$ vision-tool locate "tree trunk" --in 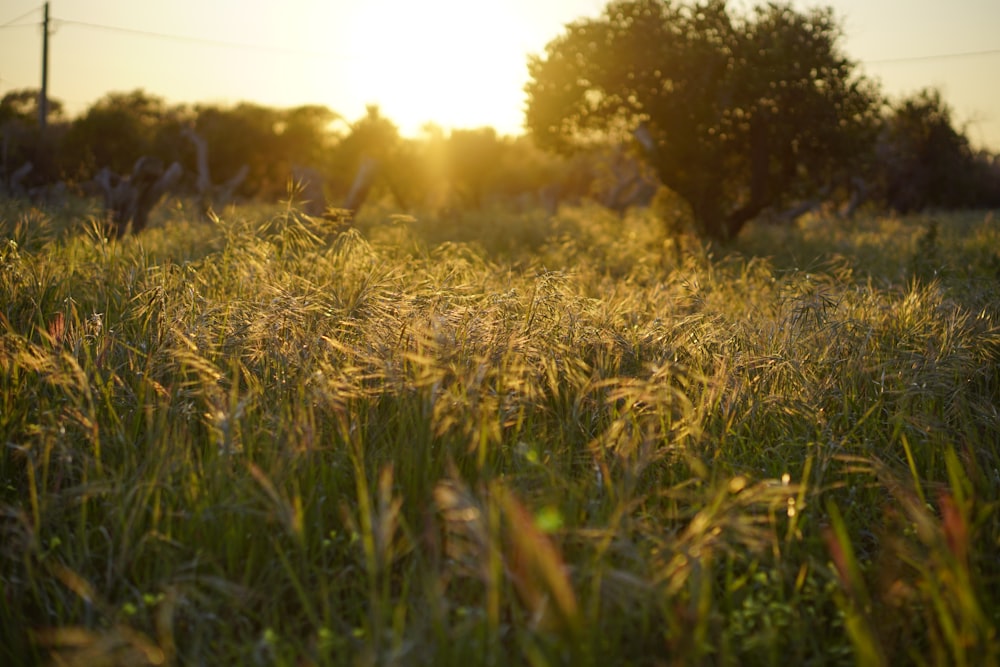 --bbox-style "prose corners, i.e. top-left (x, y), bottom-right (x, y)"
top-left (95, 157), bottom-right (182, 236)
top-left (343, 157), bottom-right (378, 213)
top-left (8, 162), bottom-right (33, 196)
top-left (683, 184), bottom-right (772, 243)
top-left (182, 126), bottom-right (248, 215)
top-left (637, 122), bottom-right (774, 243)
top-left (692, 198), bottom-right (730, 243)
top-left (291, 165), bottom-right (327, 216)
